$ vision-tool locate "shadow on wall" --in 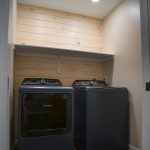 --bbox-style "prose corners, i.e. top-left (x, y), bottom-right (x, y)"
top-left (103, 59), bottom-right (114, 86)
